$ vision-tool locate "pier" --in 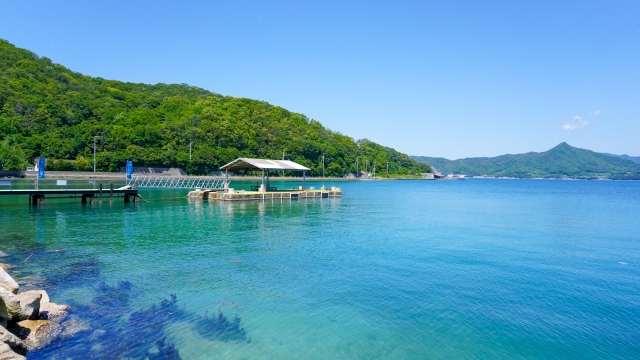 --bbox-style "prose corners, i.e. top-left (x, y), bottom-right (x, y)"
top-left (0, 181), bottom-right (139, 205)
top-left (198, 158), bottom-right (344, 201)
